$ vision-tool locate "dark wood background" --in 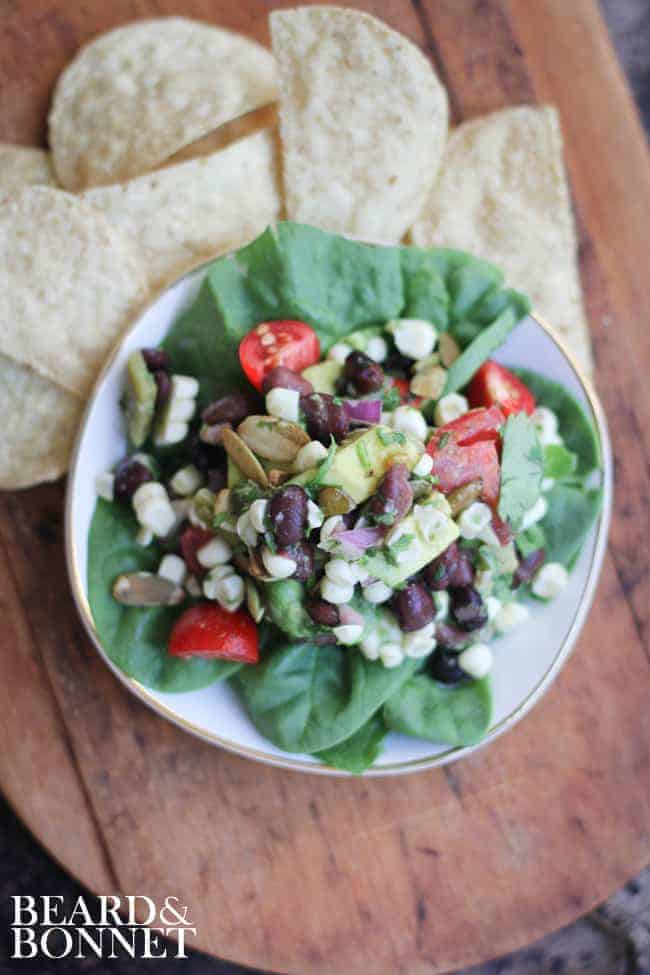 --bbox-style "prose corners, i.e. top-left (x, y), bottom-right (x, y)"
top-left (1, 1), bottom-right (649, 974)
